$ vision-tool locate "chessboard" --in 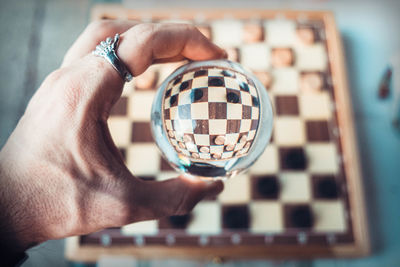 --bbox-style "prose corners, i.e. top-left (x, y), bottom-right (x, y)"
top-left (65, 5), bottom-right (369, 262)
